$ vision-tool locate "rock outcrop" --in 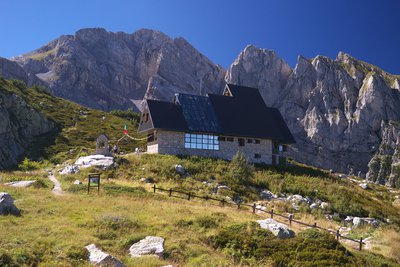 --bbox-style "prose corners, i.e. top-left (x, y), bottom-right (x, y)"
top-left (257, 218), bottom-right (295, 239)
top-left (85, 244), bottom-right (125, 267)
top-left (0, 79), bottom-right (57, 169)
top-left (12, 28), bottom-right (226, 111)
top-left (5, 180), bottom-right (37, 188)
top-left (226, 48), bottom-right (400, 185)
top-left (129, 236), bottom-right (165, 258)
